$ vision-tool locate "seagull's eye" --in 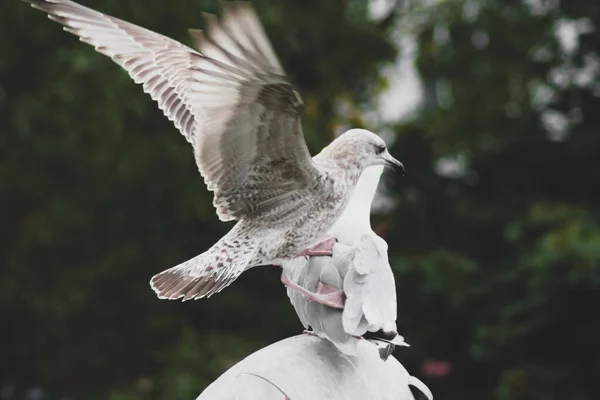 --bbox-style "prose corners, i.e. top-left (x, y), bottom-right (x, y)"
top-left (375, 144), bottom-right (386, 155)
